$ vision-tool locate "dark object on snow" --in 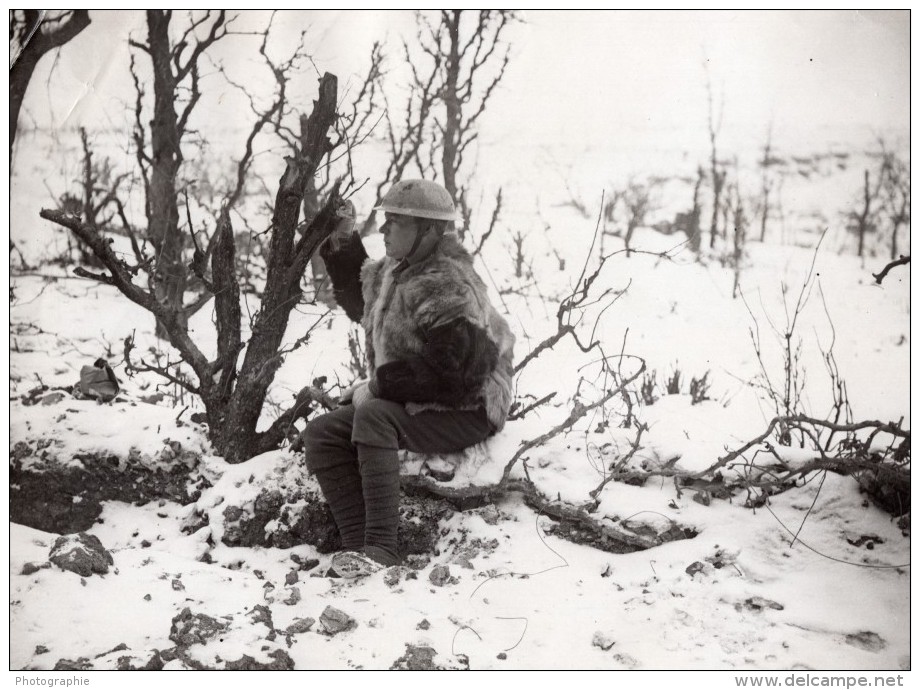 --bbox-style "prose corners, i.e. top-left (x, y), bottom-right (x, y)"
top-left (319, 605), bottom-right (356, 635)
top-left (390, 644), bottom-right (467, 670)
top-left (685, 561), bottom-right (706, 577)
top-left (845, 631), bottom-right (887, 652)
top-left (428, 564), bottom-right (455, 587)
top-left (223, 650), bottom-right (294, 671)
top-left (744, 596), bottom-right (784, 612)
top-left (21, 561), bottom-right (50, 575)
top-left (48, 532), bottom-right (113, 577)
top-left (169, 608), bottom-right (229, 647)
top-left (285, 617), bottom-right (316, 635)
top-left (77, 358), bottom-right (120, 401)
top-left (54, 657), bottom-right (92, 670)
top-left (858, 458), bottom-right (910, 519)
